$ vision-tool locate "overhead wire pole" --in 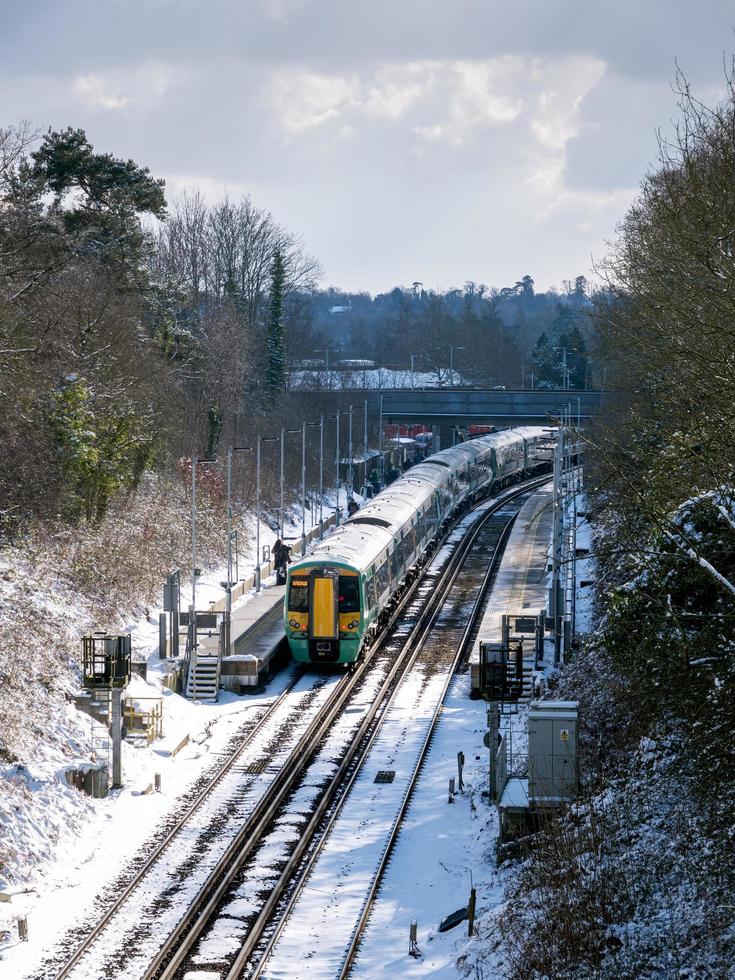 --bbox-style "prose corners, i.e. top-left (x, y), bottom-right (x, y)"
top-left (256, 435), bottom-right (261, 592)
top-left (335, 409), bottom-right (341, 526)
top-left (191, 455), bottom-right (198, 618)
top-left (348, 403), bottom-right (354, 500)
top-left (363, 398), bottom-right (368, 492)
top-left (190, 455), bottom-right (216, 658)
top-left (301, 419), bottom-right (307, 556)
top-left (319, 414), bottom-right (324, 535)
top-left (280, 427), bottom-right (285, 541)
top-left (379, 393), bottom-right (384, 486)
top-left (552, 422), bottom-right (563, 665)
top-left (225, 445), bottom-right (252, 654)
top-left (225, 447), bottom-right (232, 655)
